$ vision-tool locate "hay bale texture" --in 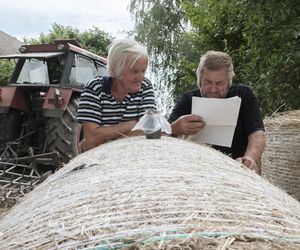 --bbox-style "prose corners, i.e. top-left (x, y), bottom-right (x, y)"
top-left (0, 136), bottom-right (300, 249)
top-left (262, 110), bottom-right (300, 201)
